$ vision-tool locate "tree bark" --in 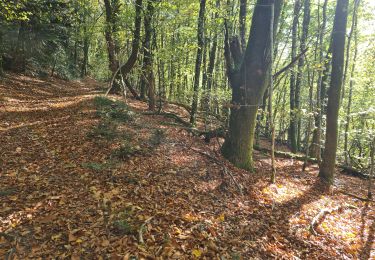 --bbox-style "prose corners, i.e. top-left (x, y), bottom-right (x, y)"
top-left (288, 0), bottom-right (300, 153)
top-left (221, 0), bottom-right (279, 171)
top-left (295, 0), bottom-right (310, 150)
top-left (343, 0), bottom-right (360, 164)
top-left (239, 0), bottom-right (247, 51)
top-left (319, 0), bottom-right (349, 185)
top-left (310, 0), bottom-right (329, 160)
top-left (190, 0), bottom-right (206, 124)
top-left (103, 0), bottom-right (119, 74)
top-left (140, 0), bottom-right (156, 110)
top-left (106, 0), bottom-right (143, 97)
